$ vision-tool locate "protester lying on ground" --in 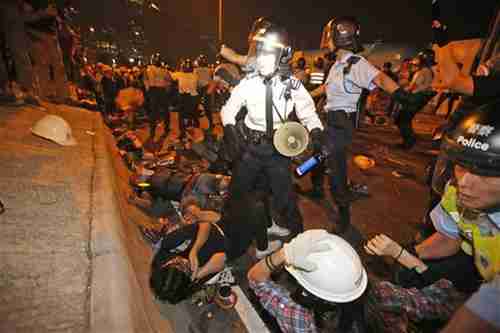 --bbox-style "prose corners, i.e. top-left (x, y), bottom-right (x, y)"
top-left (150, 192), bottom-right (284, 303)
top-left (247, 229), bottom-right (465, 333)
